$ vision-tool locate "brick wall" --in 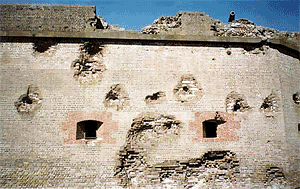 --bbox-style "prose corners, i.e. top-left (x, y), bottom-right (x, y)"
top-left (0, 40), bottom-right (299, 187)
